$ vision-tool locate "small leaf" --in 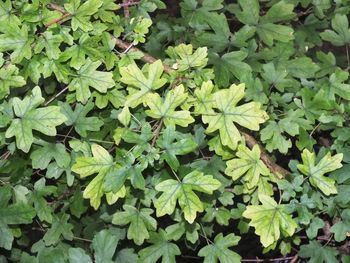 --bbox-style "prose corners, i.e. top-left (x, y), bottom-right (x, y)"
top-left (92, 229), bottom-right (119, 263)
